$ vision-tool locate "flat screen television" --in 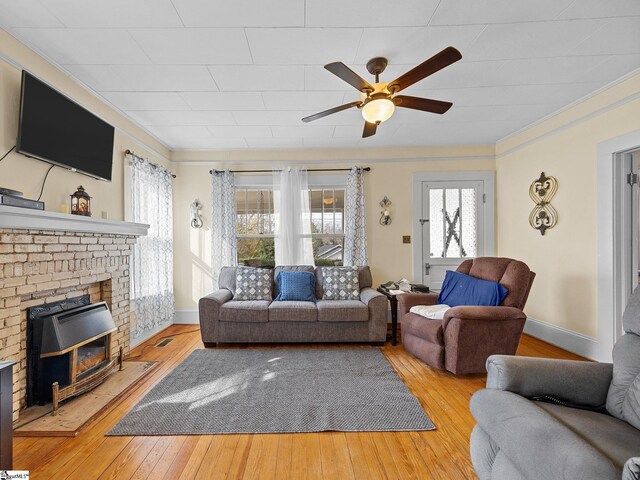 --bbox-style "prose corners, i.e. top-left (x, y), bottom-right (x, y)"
top-left (17, 71), bottom-right (115, 182)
